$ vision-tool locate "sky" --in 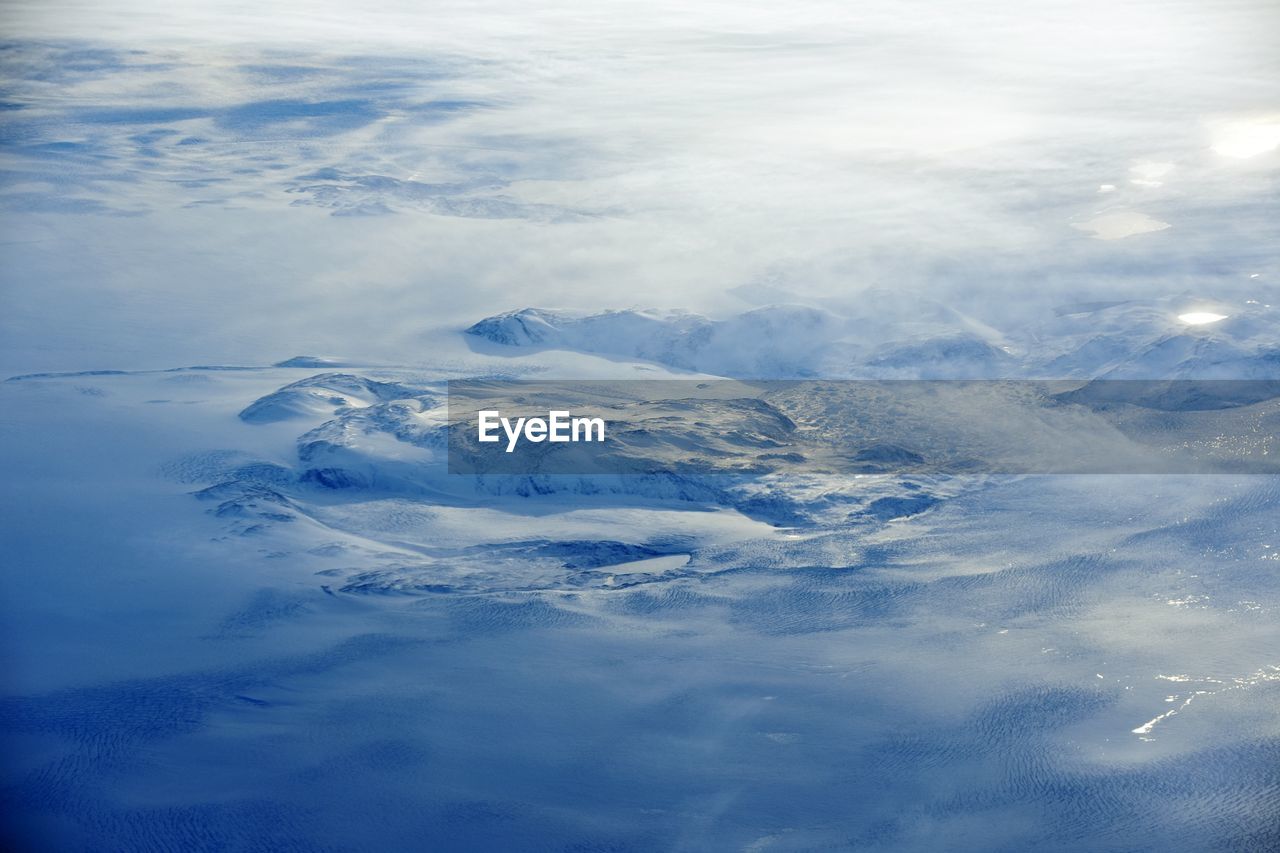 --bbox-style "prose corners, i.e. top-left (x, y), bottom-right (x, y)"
top-left (1, 0), bottom-right (1277, 373)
